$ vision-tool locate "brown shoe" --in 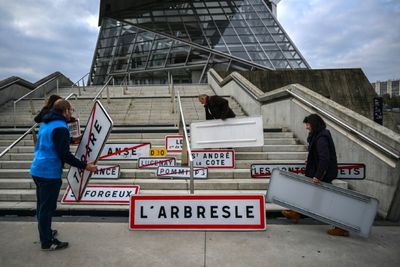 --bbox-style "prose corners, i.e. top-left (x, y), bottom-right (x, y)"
top-left (281, 210), bottom-right (301, 224)
top-left (327, 227), bottom-right (349, 237)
